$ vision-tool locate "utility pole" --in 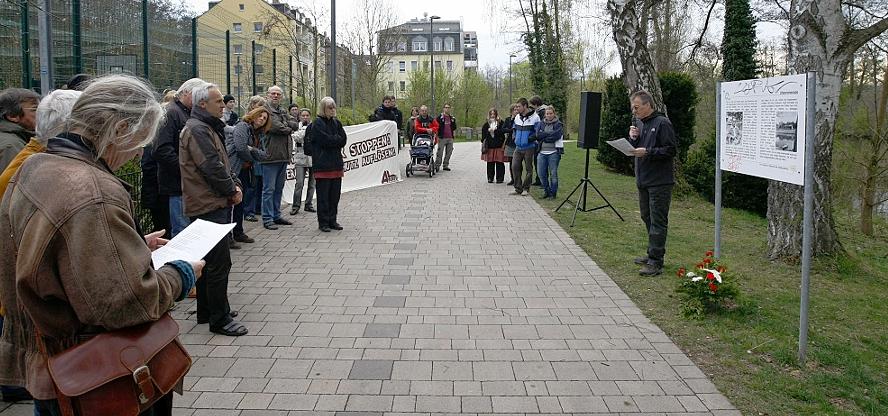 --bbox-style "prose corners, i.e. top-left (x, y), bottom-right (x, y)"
top-left (73, 0), bottom-right (82, 74)
top-left (429, 15), bottom-right (440, 114)
top-left (225, 30), bottom-right (231, 95)
top-left (142, 0), bottom-right (149, 79)
top-left (37, 0), bottom-right (53, 93)
top-left (237, 54), bottom-right (242, 112)
top-left (20, 0), bottom-right (31, 89)
top-left (330, 0), bottom-right (337, 102)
